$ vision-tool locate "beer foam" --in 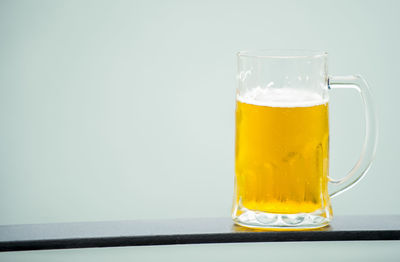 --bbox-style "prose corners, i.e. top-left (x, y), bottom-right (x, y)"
top-left (237, 87), bottom-right (328, 107)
